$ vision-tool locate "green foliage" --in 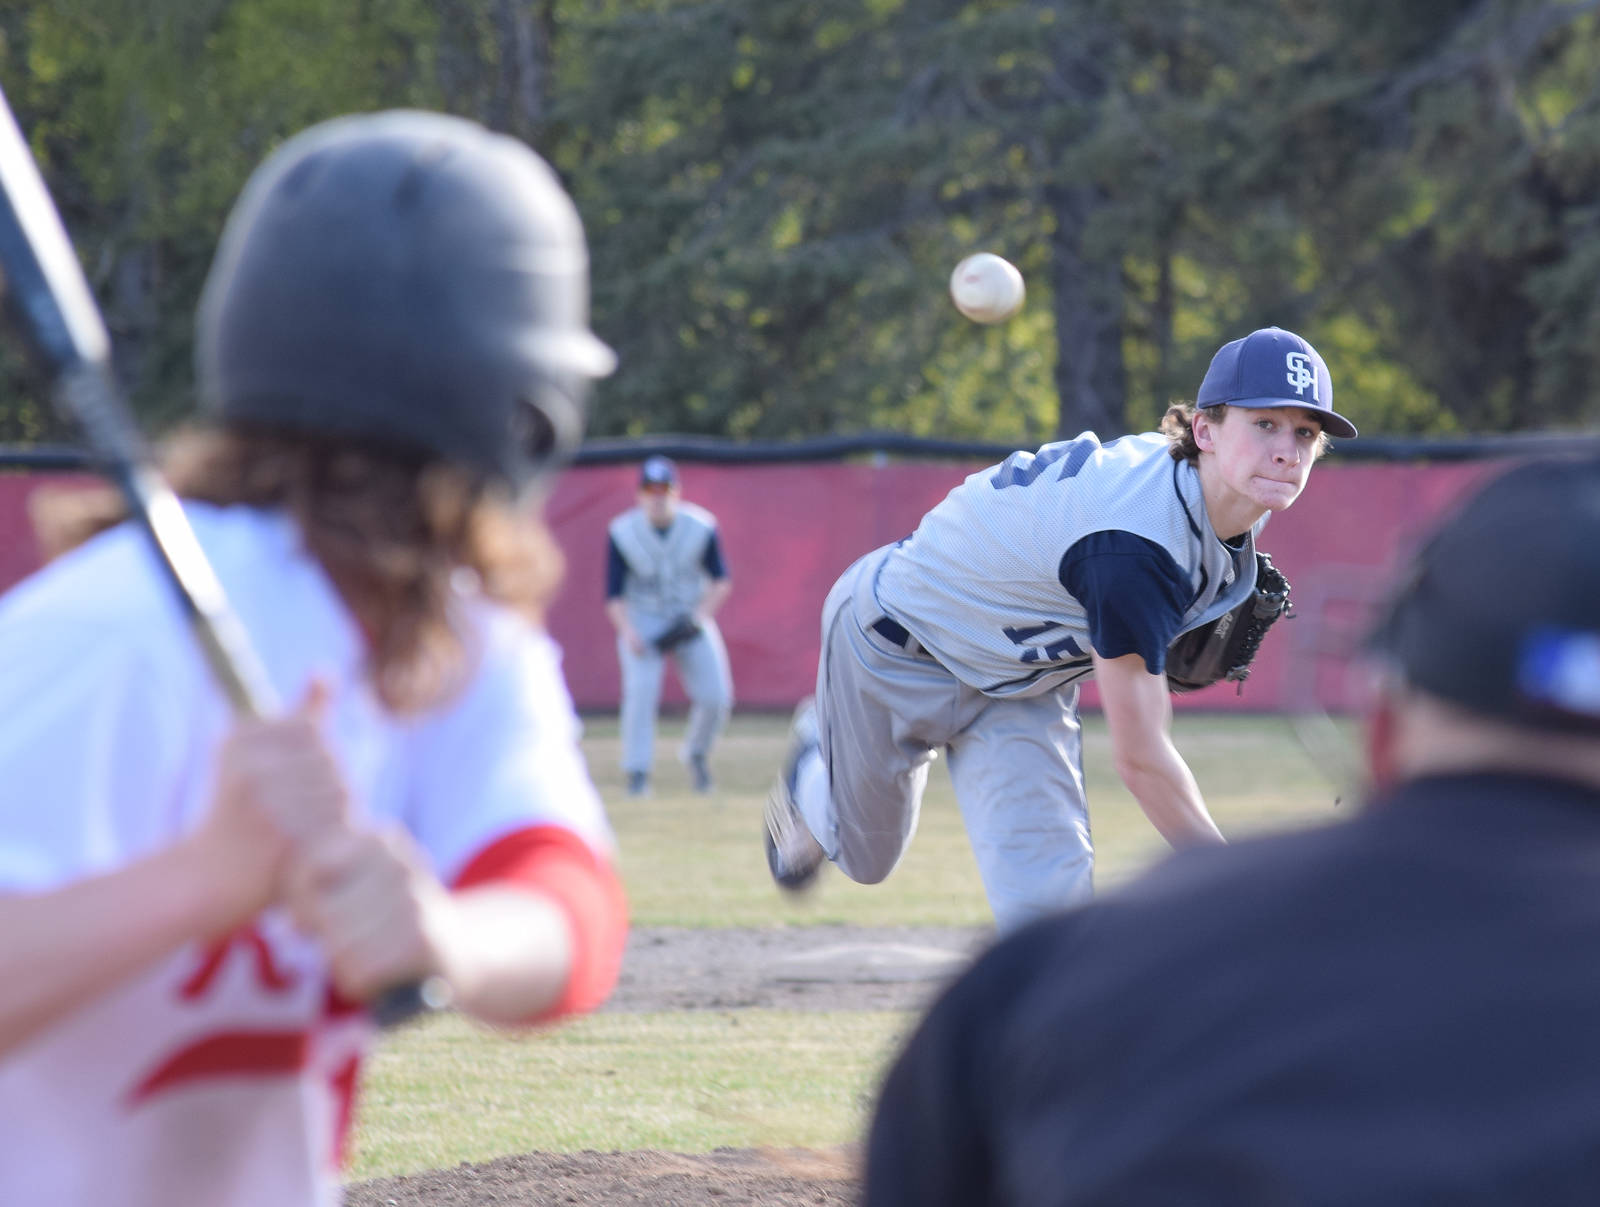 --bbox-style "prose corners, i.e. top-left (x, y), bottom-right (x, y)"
top-left (351, 1009), bottom-right (910, 1176)
top-left (572, 0), bottom-right (1600, 442)
top-left (583, 712), bottom-right (1344, 927)
top-left (1255, 0), bottom-right (1600, 434)
top-left (1, 0), bottom-right (1597, 445)
top-left (0, 0), bottom-right (443, 438)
